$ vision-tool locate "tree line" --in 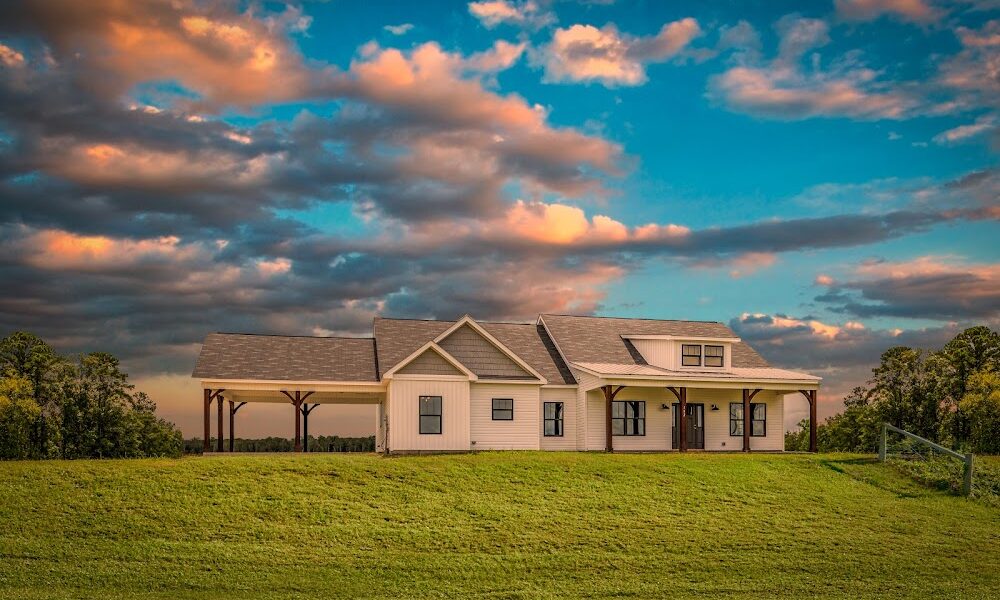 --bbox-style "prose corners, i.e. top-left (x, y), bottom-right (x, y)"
top-left (0, 332), bottom-right (183, 459)
top-left (786, 326), bottom-right (1000, 454)
top-left (183, 436), bottom-right (376, 453)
